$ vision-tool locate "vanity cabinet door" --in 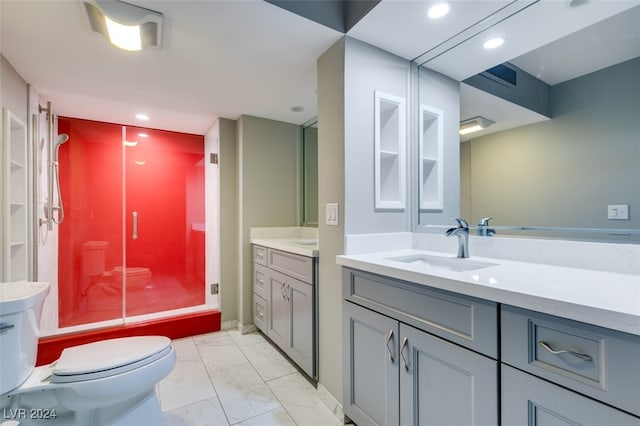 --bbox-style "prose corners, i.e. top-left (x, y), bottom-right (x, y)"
top-left (400, 323), bottom-right (498, 426)
top-left (502, 365), bottom-right (640, 426)
top-left (343, 302), bottom-right (400, 426)
top-left (287, 276), bottom-right (313, 377)
top-left (267, 269), bottom-right (289, 349)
